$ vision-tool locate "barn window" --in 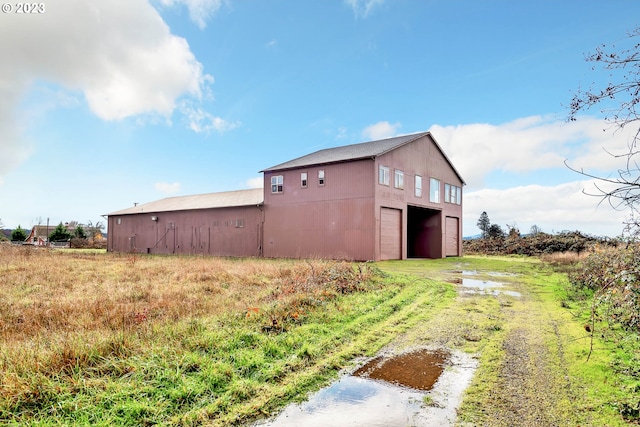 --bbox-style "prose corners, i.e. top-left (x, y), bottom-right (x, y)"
top-left (318, 170), bottom-right (325, 186)
top-left (415, 175), bottom-right (422, 197)
top-left (301, 172), bottom-right (307, 188)
top-left (235, 219), bottom-right (245, 228)
top-left (116, 218), bottom-right (122, 225)
top-left (394, 170), bottom-right (404, 189)
top-left (429, 178), bottom-right (440, 203)
top-left (378, 165), bottom-right (389, 185)
top-left (445, 184), bottom-right (462, 205)
top-left (271, 175), bottom-right (283, 193)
